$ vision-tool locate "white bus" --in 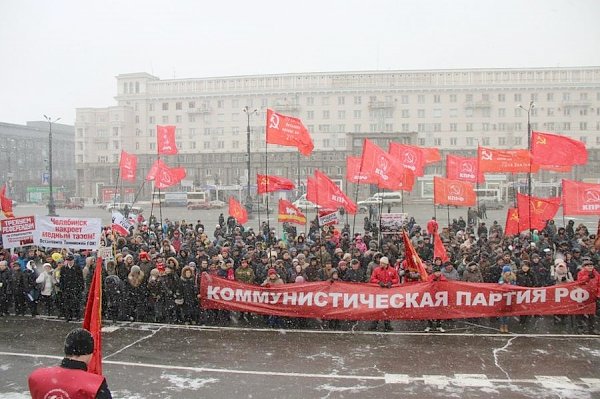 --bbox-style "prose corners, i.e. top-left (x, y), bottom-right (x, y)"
top-left (186, 191), bottom-right (208, 205)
